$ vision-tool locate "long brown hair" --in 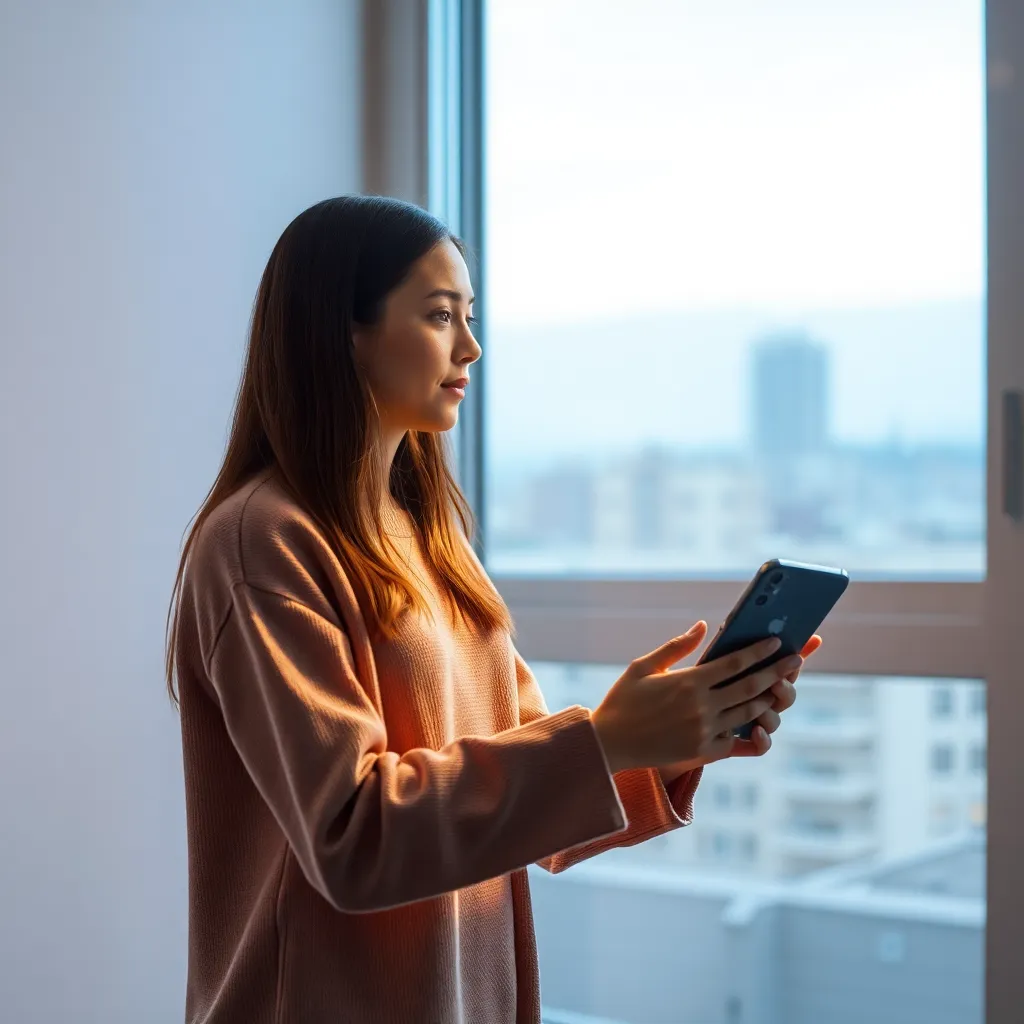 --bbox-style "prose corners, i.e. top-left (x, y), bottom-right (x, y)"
top-left (165, 196), bottom-right (510, 704)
